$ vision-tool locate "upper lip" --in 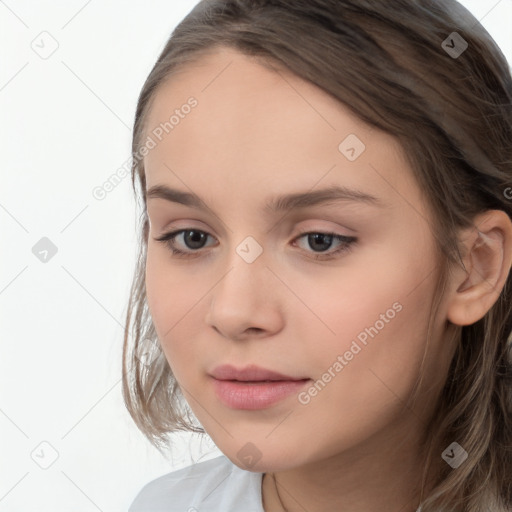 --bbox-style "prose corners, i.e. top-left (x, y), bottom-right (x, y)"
top-left (210, 364), bottom-right (308, 382)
